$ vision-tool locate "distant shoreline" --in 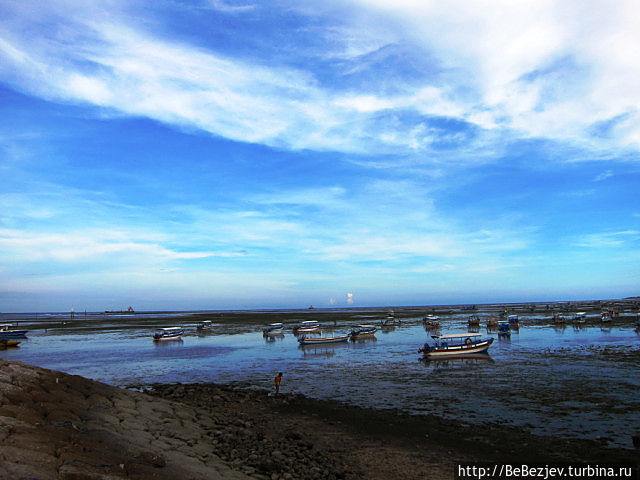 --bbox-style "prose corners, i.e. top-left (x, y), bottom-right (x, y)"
top-left (2, 295), bottom-right (639, 317)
